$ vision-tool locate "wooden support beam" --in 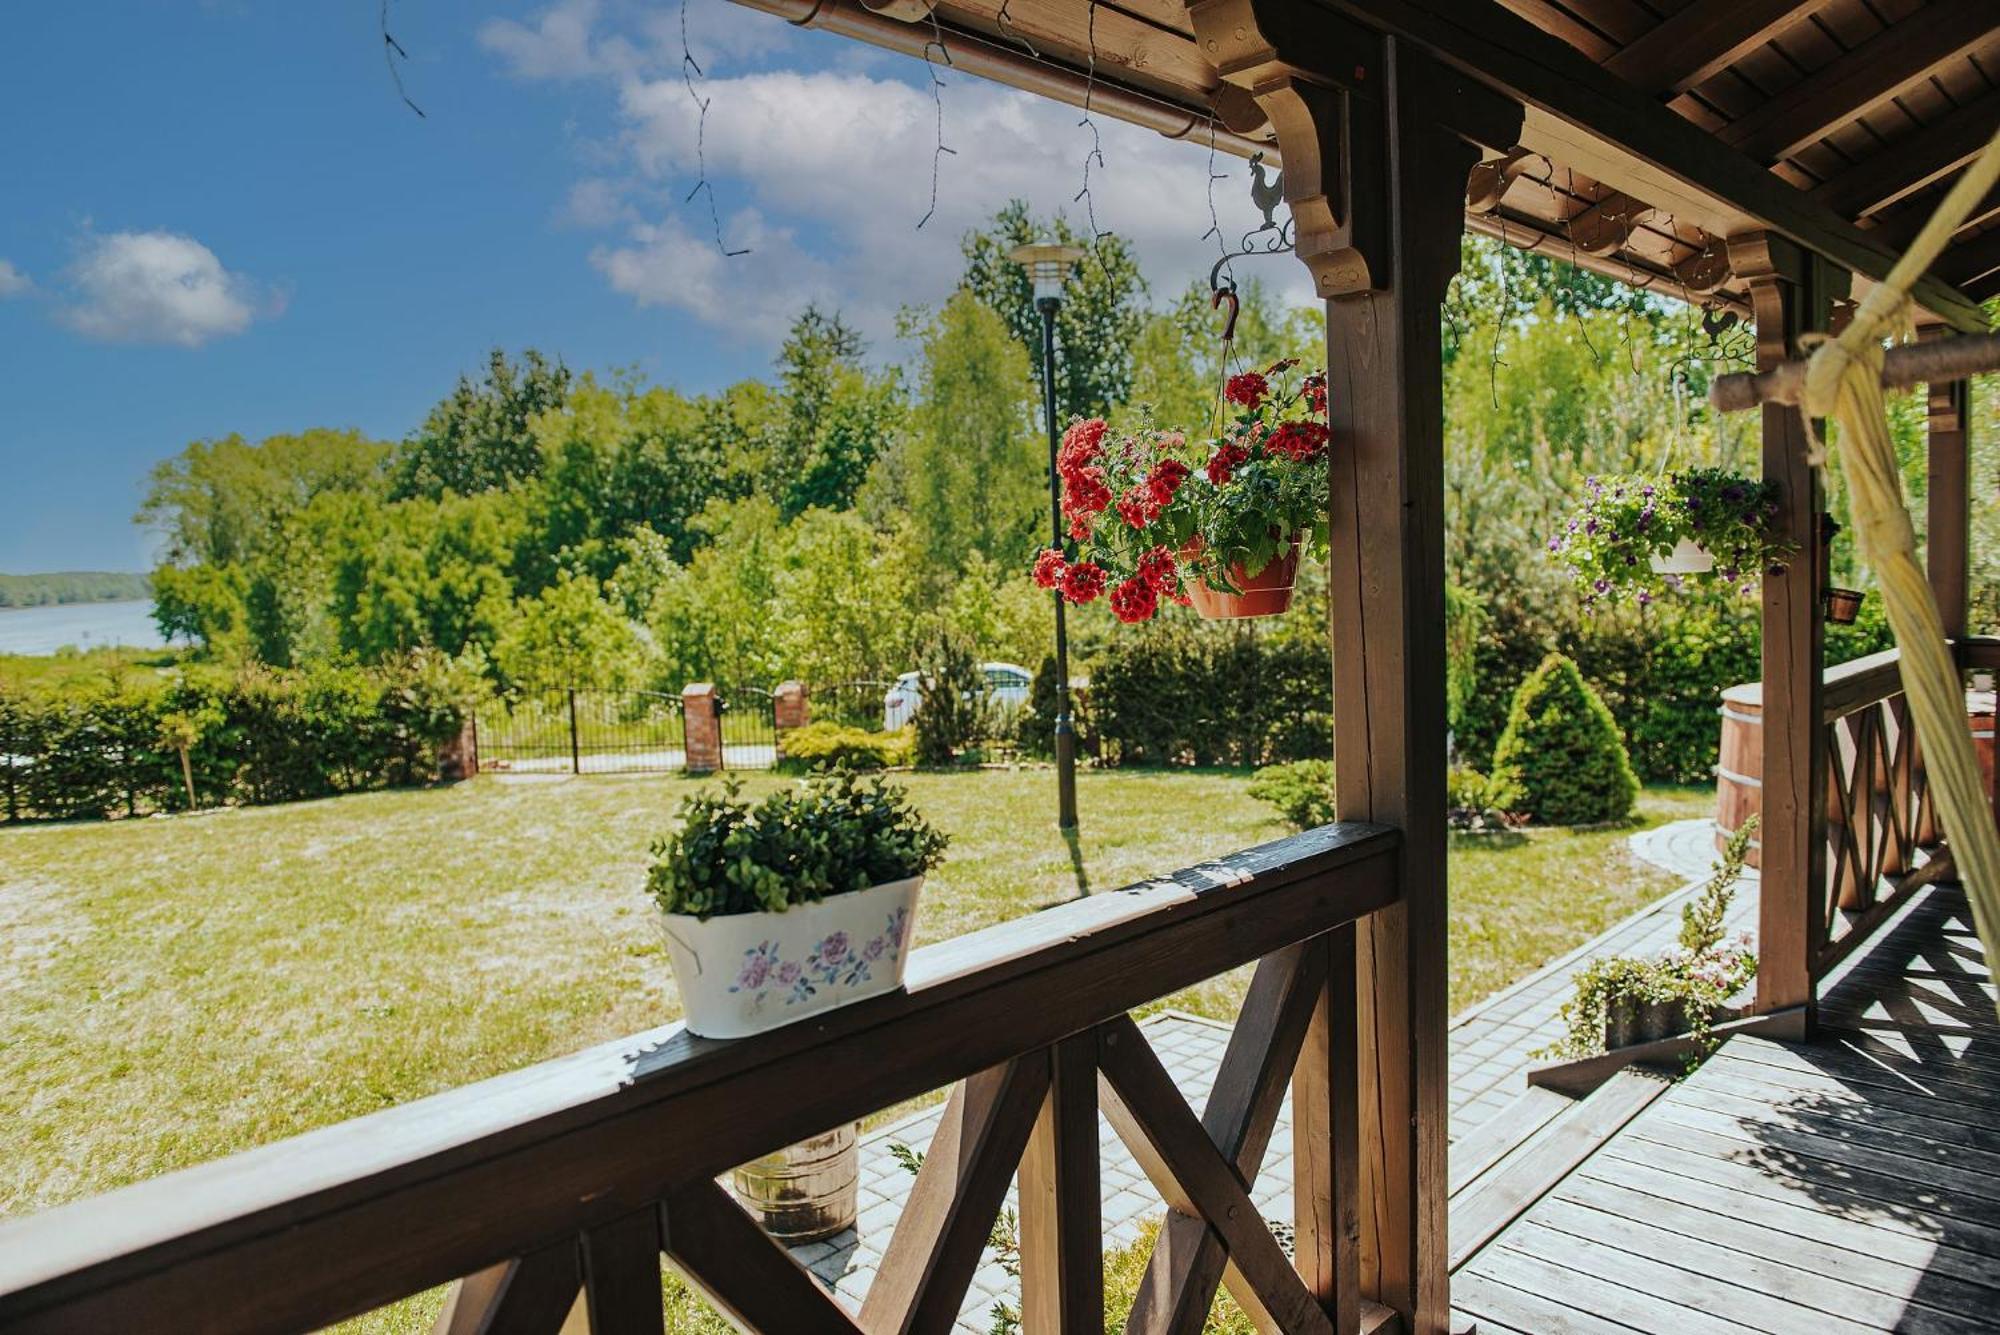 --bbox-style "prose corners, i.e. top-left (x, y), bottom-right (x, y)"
top-left (1016, 1035), bottom-right (1102, 1334)
top-left (579, 1210), bottom-right (665, 1335)
top-left (1719, 2), bottom-right (1998, 164)
top-left (1568, 190), bottom-right (1661, 256)
top-left (860, 1058), bottom-right (1049, 1335)
top-left (1319, 31), bottom-right (1515, 1335)
top-left (1291, 926), bottom-right (1360, 1335)
top-left (1129, 942), bottom-right (1326, 1333)
top-left (1735, 231), bottom-right (1847, 1031)
top-left (1815, 88), bottom-right (2000, 221)
top-left (1927, 331), bottom-right (1972, 642)
top-left (432, 1245), bottom-right (581, 1335)
top-left (1095, 1017), bottom-right (1331, 1335)
top-left (658, 1180), bottom-right (863, 1335)
top-left (1603, 0), bottom-right (1820, 98)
